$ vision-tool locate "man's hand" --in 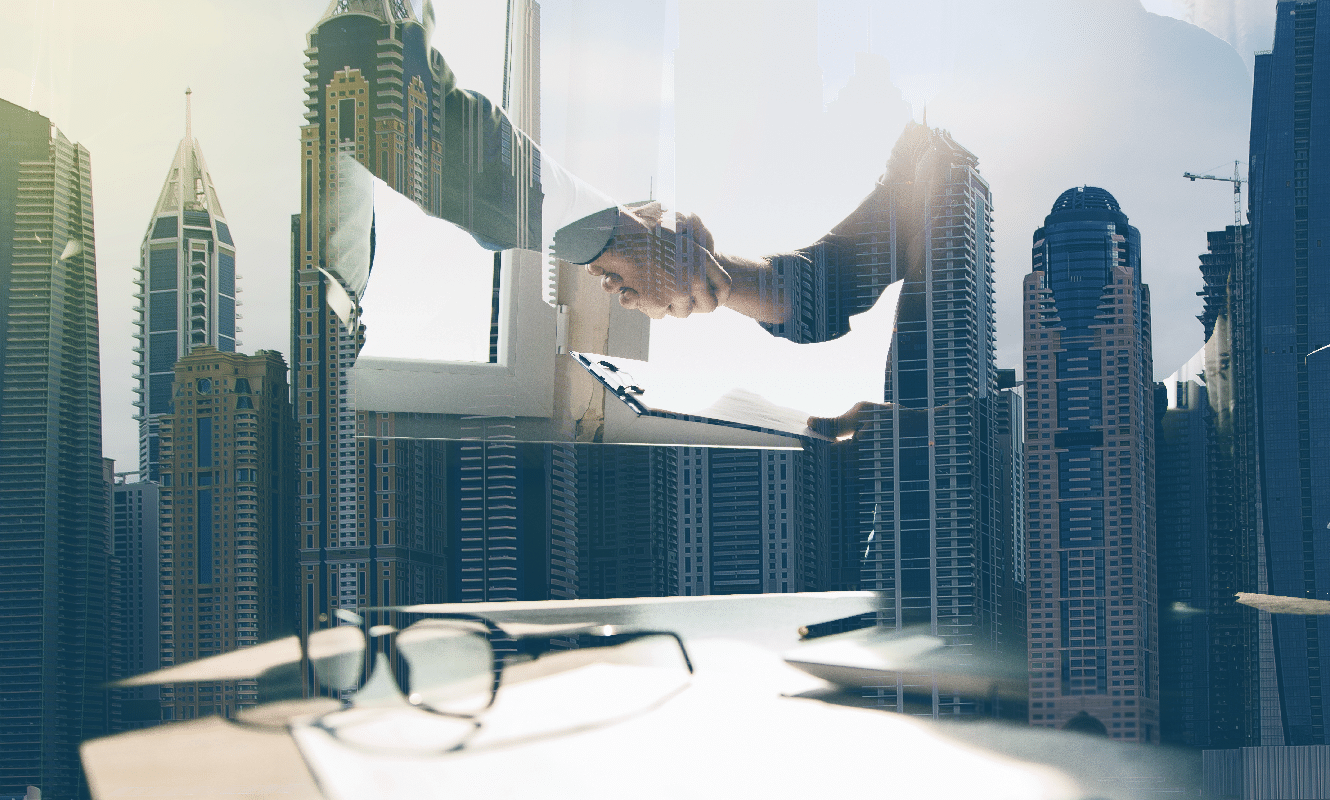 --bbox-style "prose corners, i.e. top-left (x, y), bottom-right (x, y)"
top-left (807, 401), bottom-right (884, 442)
top-left (585, 203), bottom-right (731, 320)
